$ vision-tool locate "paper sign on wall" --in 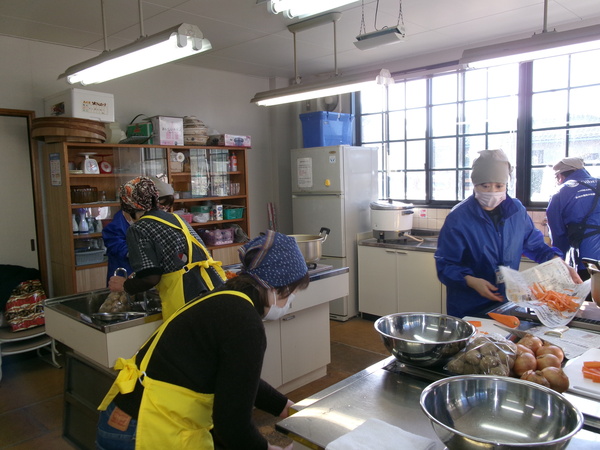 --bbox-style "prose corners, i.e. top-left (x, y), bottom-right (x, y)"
top-left (49, 153), bottom-right (62, 186)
